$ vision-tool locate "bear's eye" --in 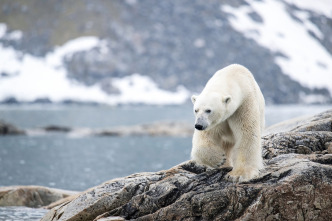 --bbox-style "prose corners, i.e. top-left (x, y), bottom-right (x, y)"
top-left (205, 109), bottom-right (211, 113)
top-left (194, 109), bottom-right (198, 113)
